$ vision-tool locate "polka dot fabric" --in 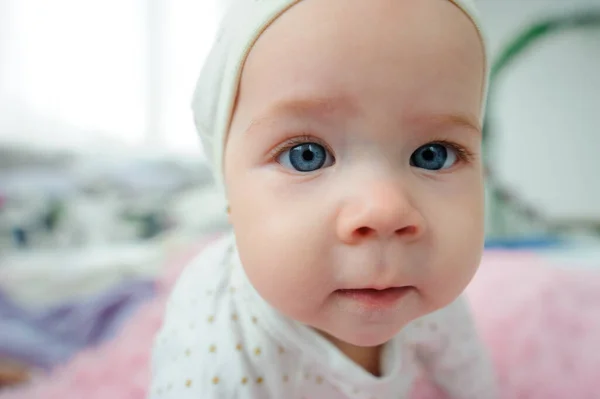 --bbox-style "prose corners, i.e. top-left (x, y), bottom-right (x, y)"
top-left (149, 238), bottom-right (305, 398)
top-left (147, 234), bottom-right (497, 398)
